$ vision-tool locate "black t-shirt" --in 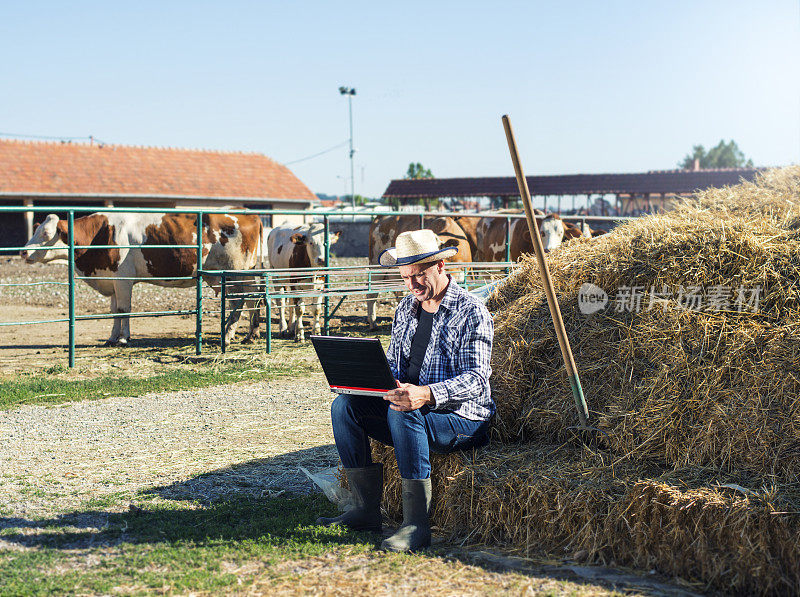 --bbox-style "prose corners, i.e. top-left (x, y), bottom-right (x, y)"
top-left (405, 309), bottom-right (435, 385)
